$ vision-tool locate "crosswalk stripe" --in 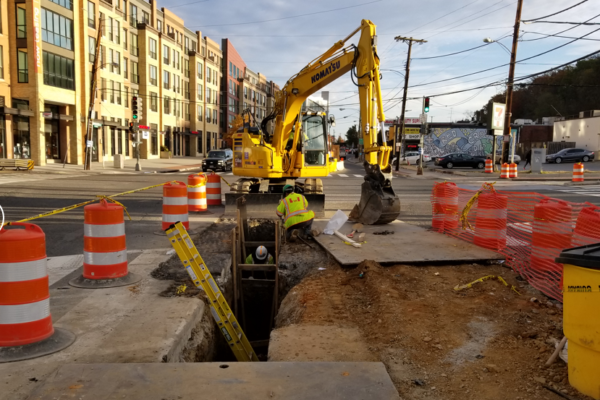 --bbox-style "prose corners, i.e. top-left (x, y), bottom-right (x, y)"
top-left (354, 174), bottom-right (363, 178)
top-left (338, 174), bottom-right (348, 177)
